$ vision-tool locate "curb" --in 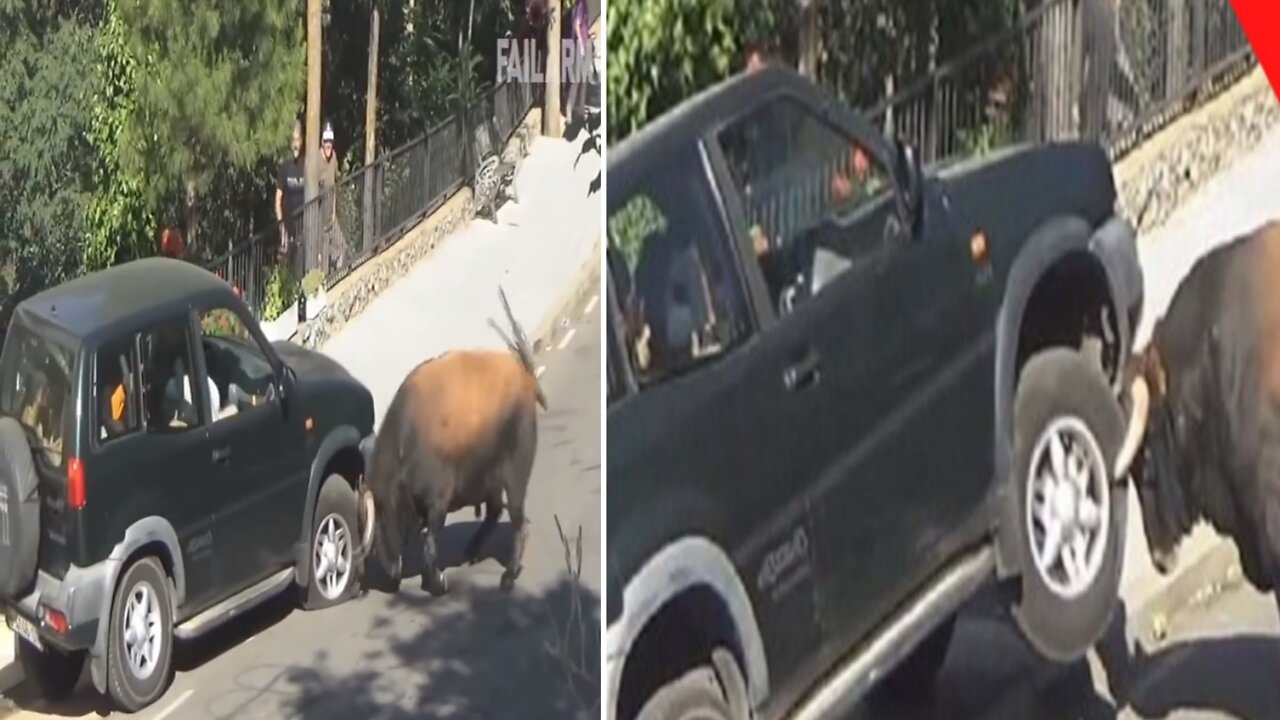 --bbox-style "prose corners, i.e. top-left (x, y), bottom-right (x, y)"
top-left (530, 234), bottom-right (602, 361)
